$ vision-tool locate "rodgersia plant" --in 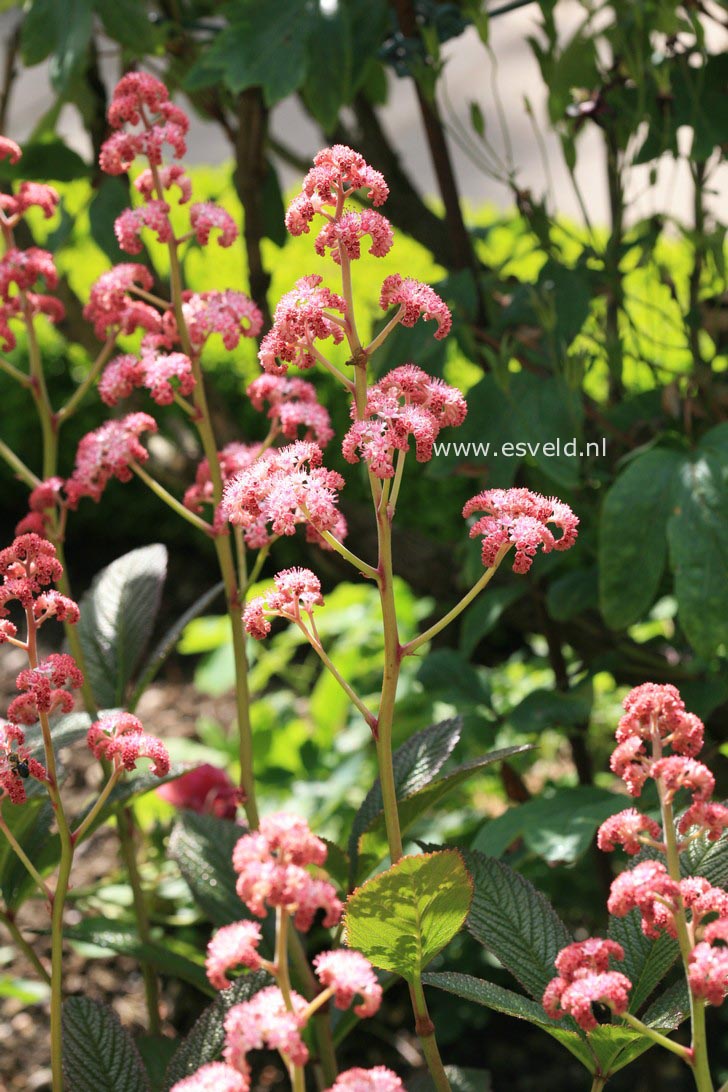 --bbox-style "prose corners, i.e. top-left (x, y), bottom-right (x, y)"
top-left (5, 69), bottom-right (726, 1092)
